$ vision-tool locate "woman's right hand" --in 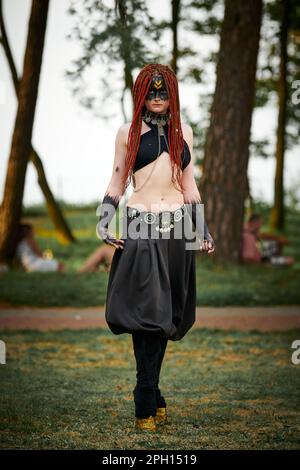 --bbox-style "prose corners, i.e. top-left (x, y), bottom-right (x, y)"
top-left (99, 227), bottom-right (125, 250)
